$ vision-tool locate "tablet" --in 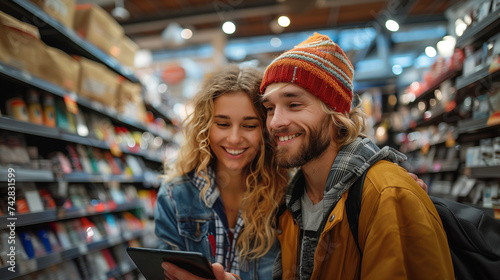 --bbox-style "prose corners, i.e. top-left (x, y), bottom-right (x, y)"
top-left (127, 247), bottom-right (216, 279)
